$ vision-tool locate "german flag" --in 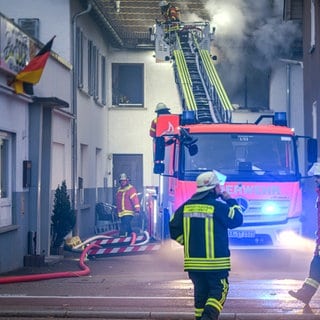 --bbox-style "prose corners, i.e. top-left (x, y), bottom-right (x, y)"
top-left (12, 36), bottom-right (55, 94)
